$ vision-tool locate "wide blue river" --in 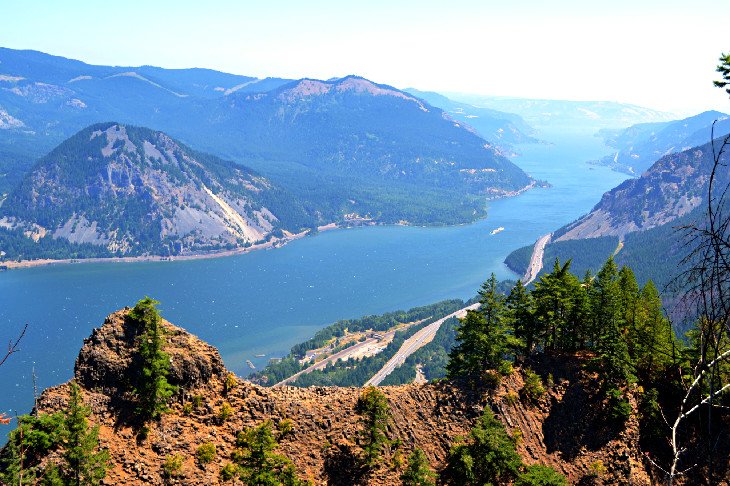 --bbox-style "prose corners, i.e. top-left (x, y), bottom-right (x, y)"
top-left (0, 128), bottom-right (627, 419)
